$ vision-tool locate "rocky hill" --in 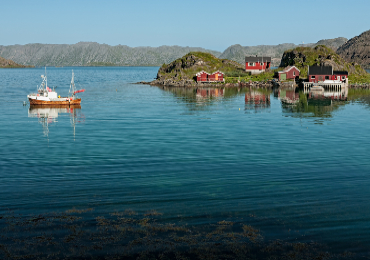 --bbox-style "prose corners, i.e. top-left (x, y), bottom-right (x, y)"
top-left (279, 45), bottom-right (369, 82)
top-left (316, 37), bottom-right (348, 50)
top-left (219, 38), bottom-right (348, 66)
top-left (0, 42), bottom-right (222, 67)
top-left (0, 56), bottom-right (33, 68)
top-left (337, 30), bottom-right (370, 69)
top-left (150, 52), bottom-right (245, 87)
